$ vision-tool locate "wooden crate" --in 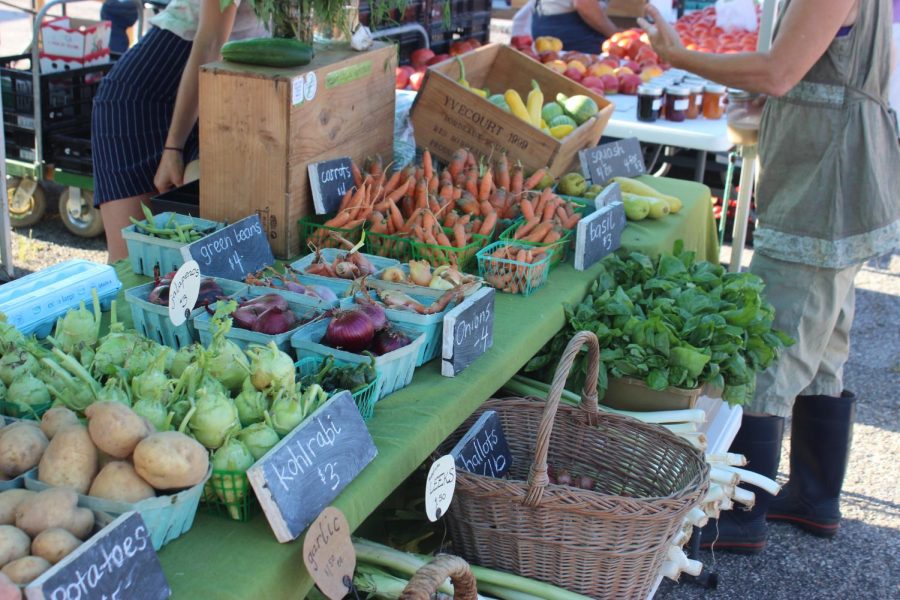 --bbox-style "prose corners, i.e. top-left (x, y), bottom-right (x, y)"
top-left (409, 44), bottom-right (613, 177)
top-left (198, 42), bottom-right (396, 259)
